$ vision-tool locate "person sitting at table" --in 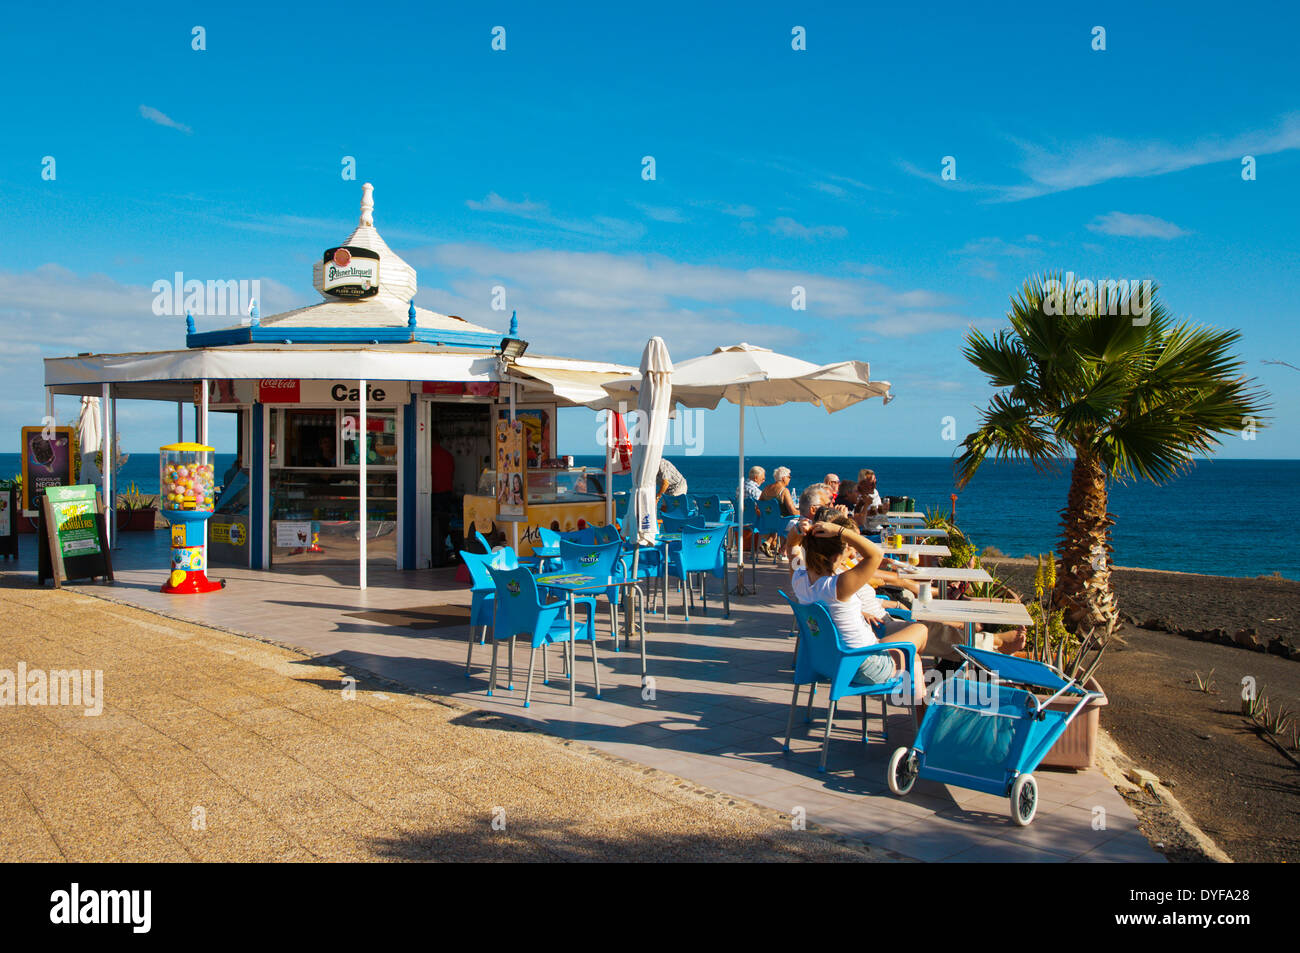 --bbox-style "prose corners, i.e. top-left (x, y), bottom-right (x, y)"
top-left (834, 478), bottom-right (859, 511)
top-left (791, 508), bottom-right (929, 700)
top-left (783, 483), bottom-right (834, 566)
top-left (757, 466), bottom-right (797, 557)
top-left (742, 465), bottom-right (765, 549)
top-left (788, 499), bottom-right (916, 613)
top-left (854, 469), bottom-right (889, 537)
